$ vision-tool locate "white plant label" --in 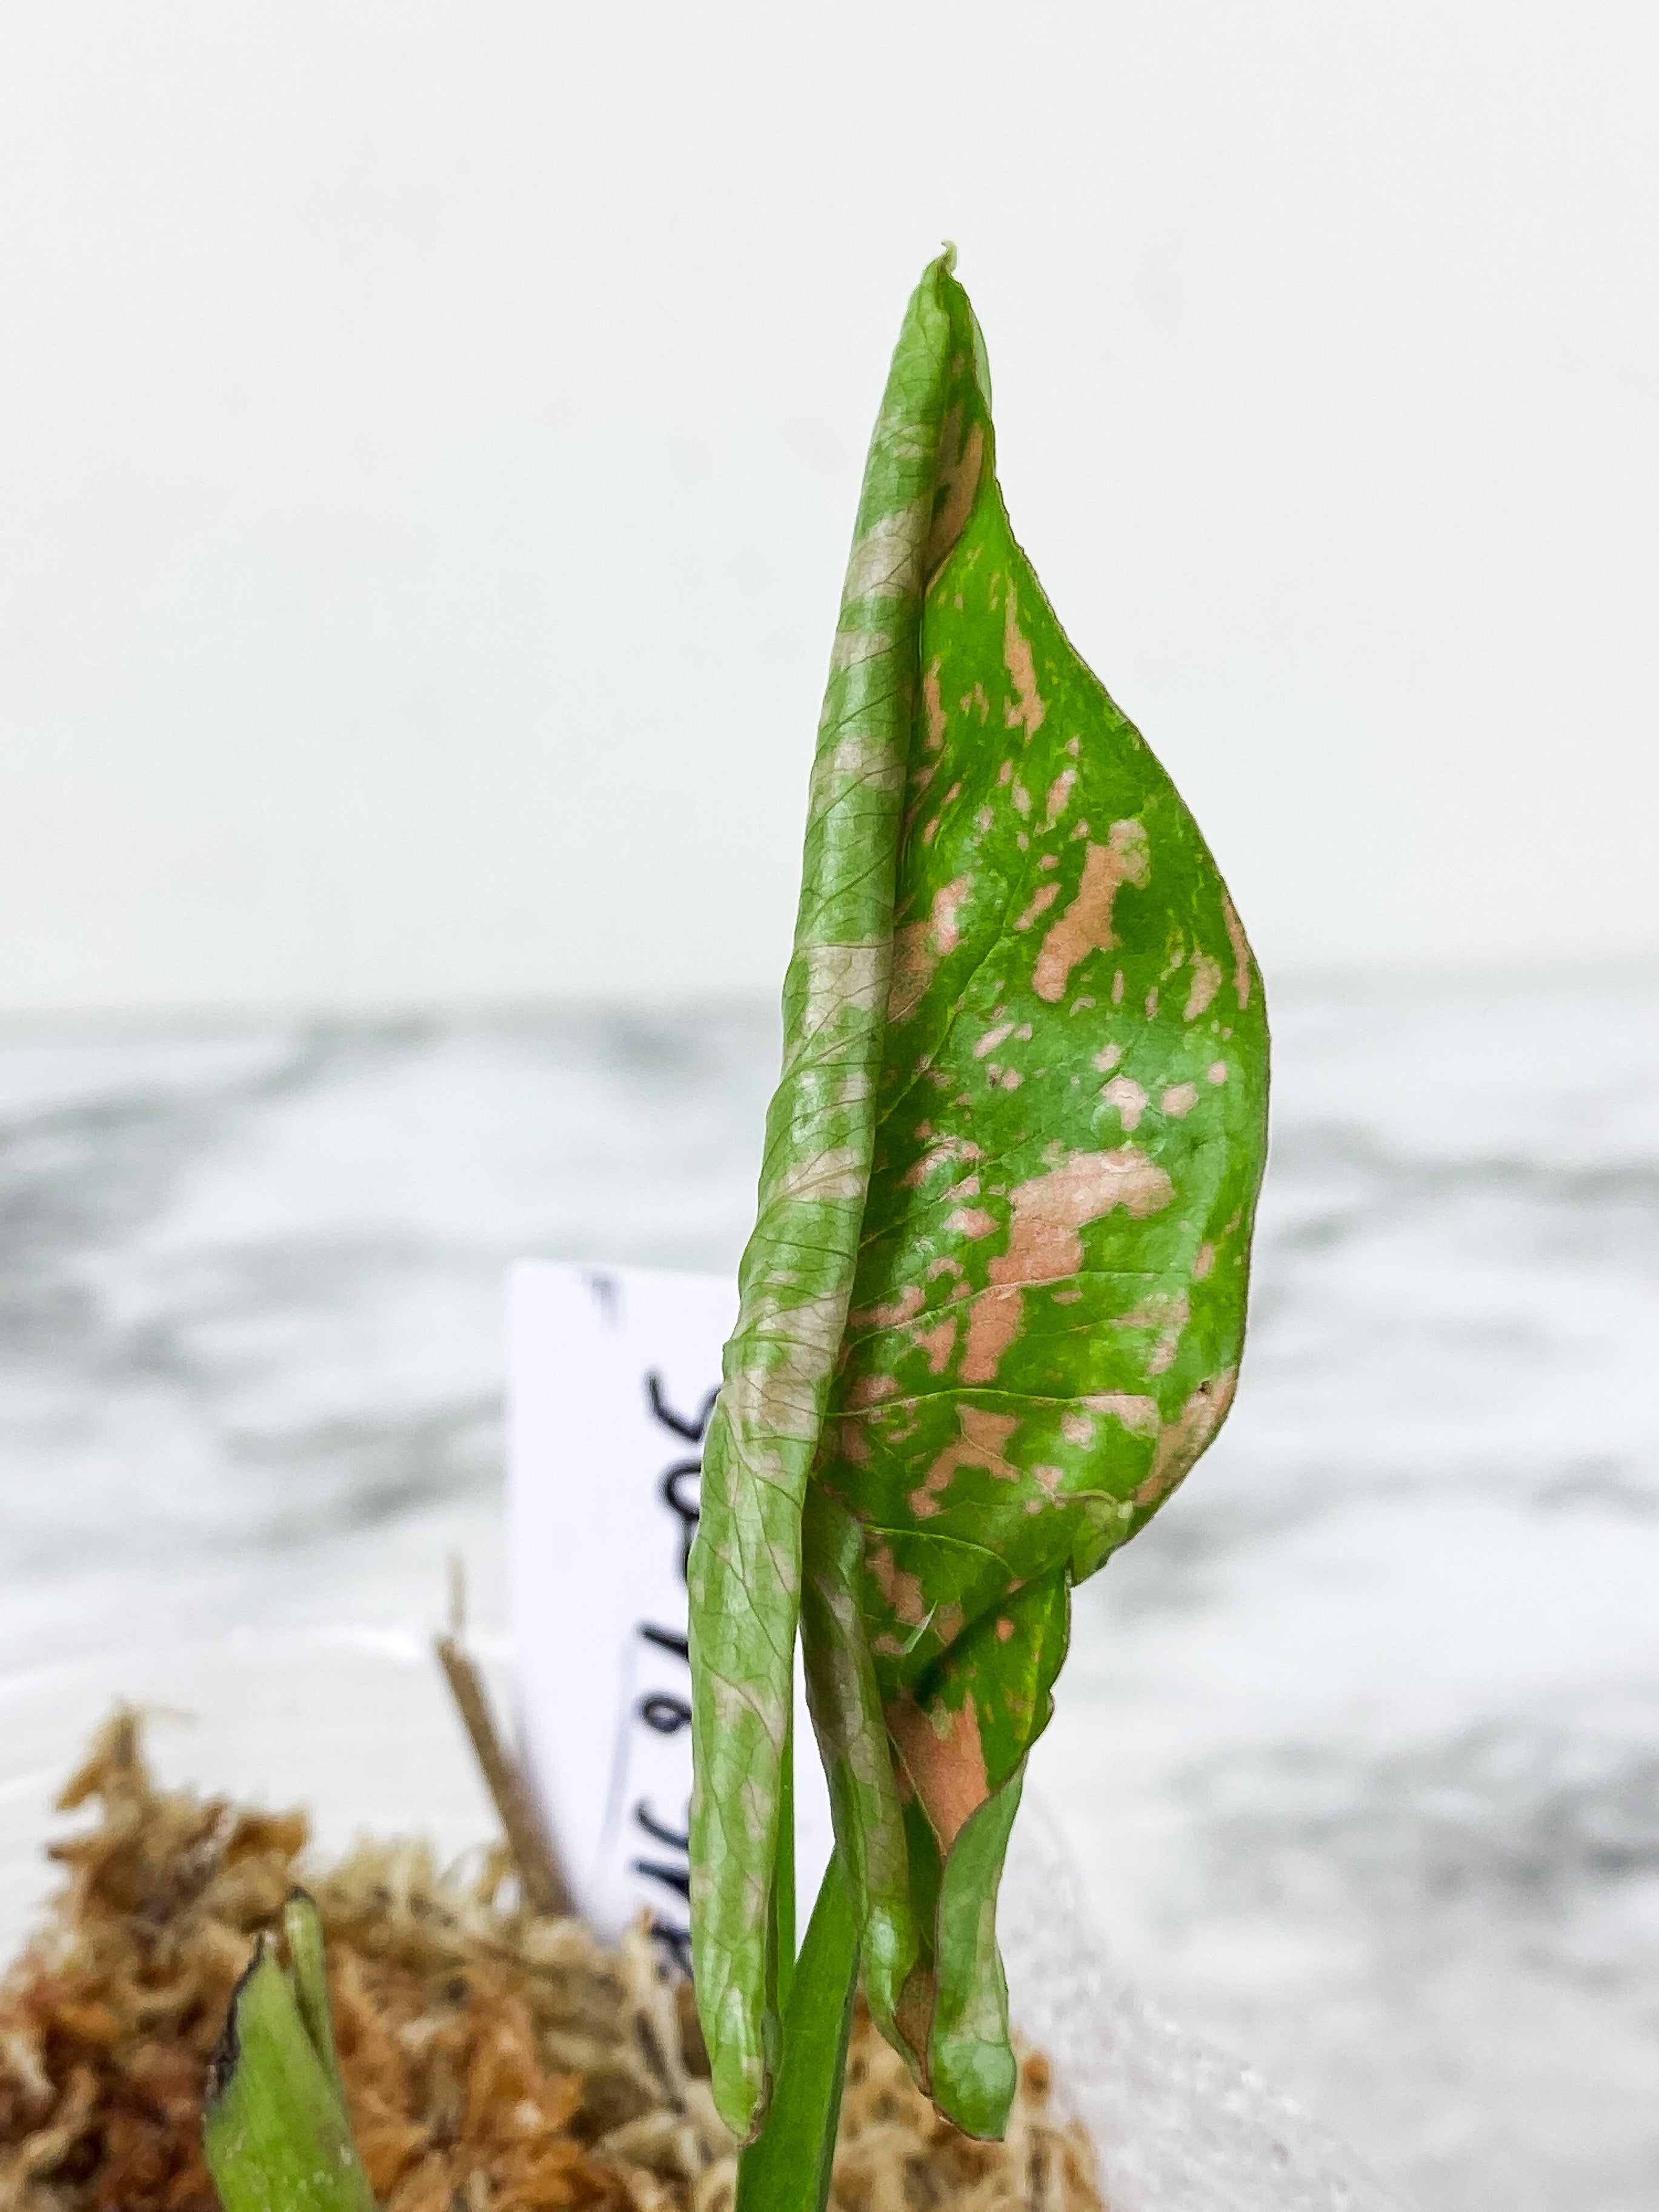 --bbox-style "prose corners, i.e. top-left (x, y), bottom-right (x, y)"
top-left (507, 1261), bottom-right (833, 1964)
